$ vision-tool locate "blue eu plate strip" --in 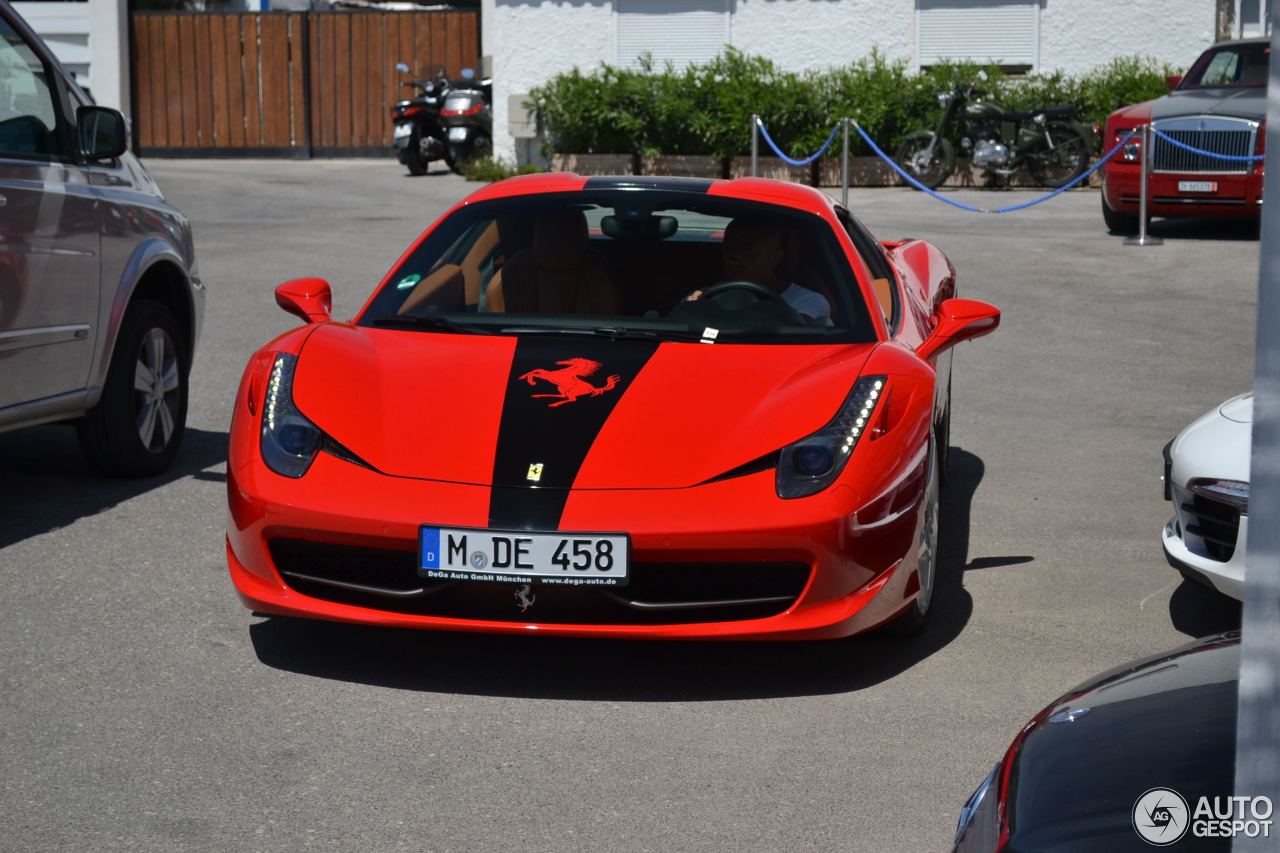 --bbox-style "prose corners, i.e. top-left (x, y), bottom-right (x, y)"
top-left (420, 527), bottom-right (440, 569)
